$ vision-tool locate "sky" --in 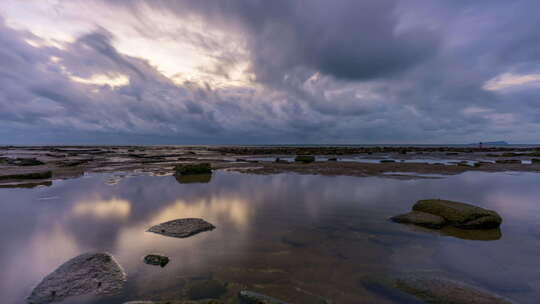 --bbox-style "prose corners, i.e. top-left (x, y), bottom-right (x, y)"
top-left (0, 0), bottom-right (539, 145)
